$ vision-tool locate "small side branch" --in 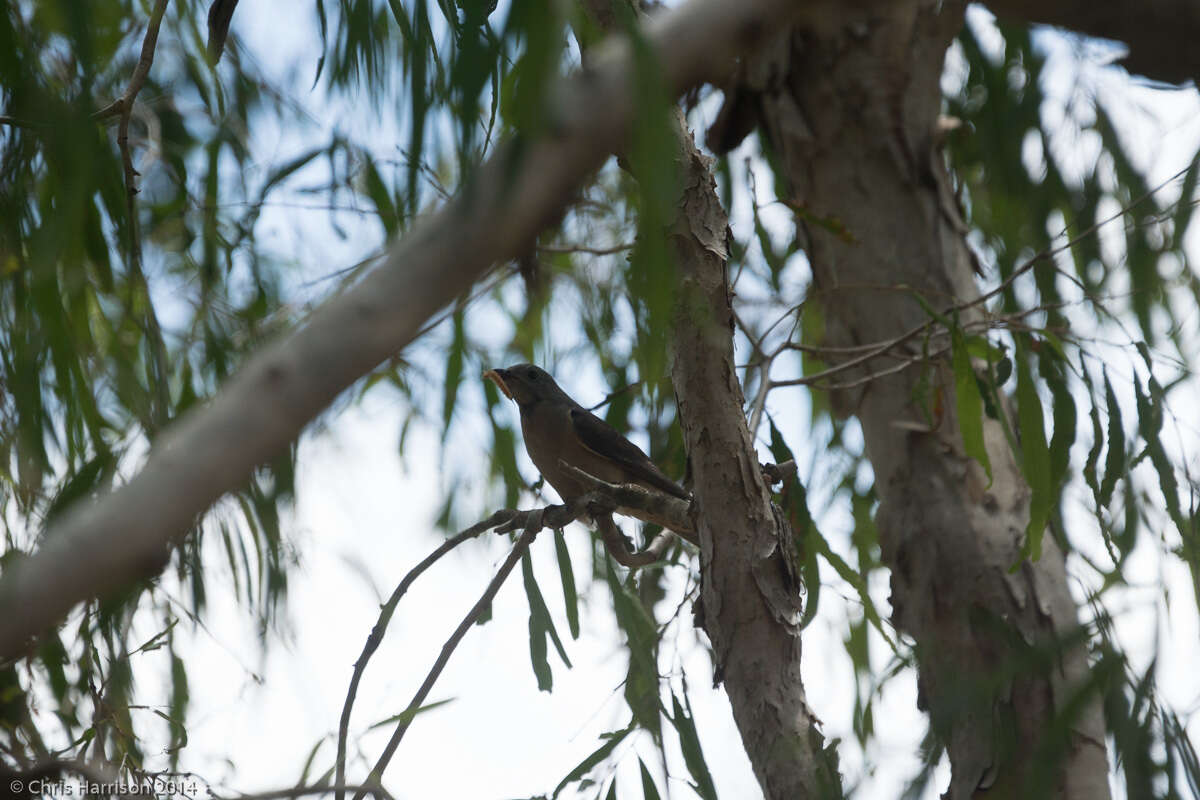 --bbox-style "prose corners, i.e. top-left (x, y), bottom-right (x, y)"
top-left (337, 500), bottom-right (598, 800)
top-left (333, 510), bottom-right (517, 800)
top-left (109, 0), bottom-right (170, 280)
top-left (558, 461), bottom-right (697, 546)
top-left (350, 516), bottom-right (553, 800)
